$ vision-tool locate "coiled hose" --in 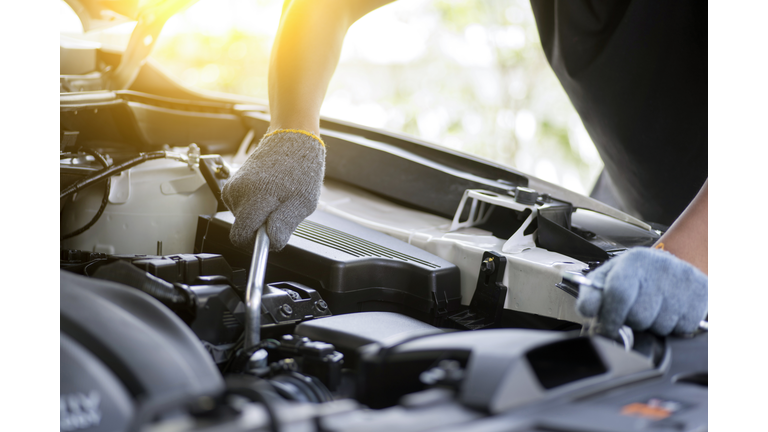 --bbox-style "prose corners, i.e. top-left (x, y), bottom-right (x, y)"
top-left (61, 148), bottom-right (112, 240)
